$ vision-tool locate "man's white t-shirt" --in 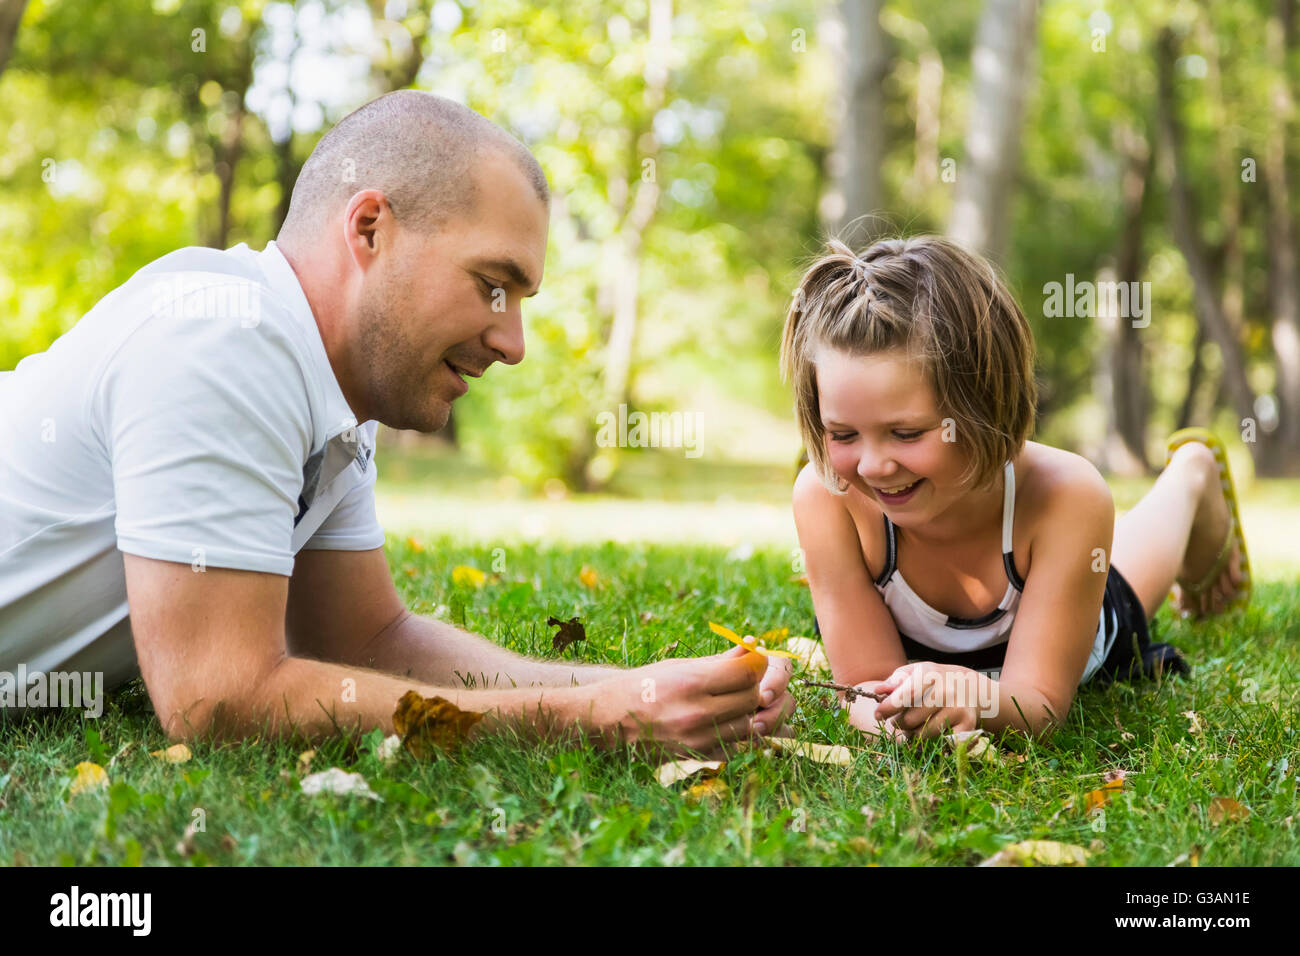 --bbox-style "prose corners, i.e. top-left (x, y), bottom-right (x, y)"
top-left (0, 241), bottom-right (386, 693)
